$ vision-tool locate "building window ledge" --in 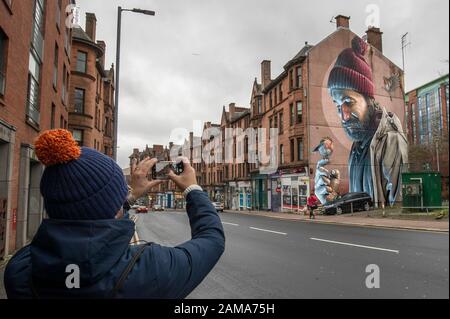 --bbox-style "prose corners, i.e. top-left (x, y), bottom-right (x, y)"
top-left (25, 116), bottom-right (41, 132)
top-left (69, 112), bottom-right (94, 120)
top-left (71, 71), bottom-right (96, 82)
